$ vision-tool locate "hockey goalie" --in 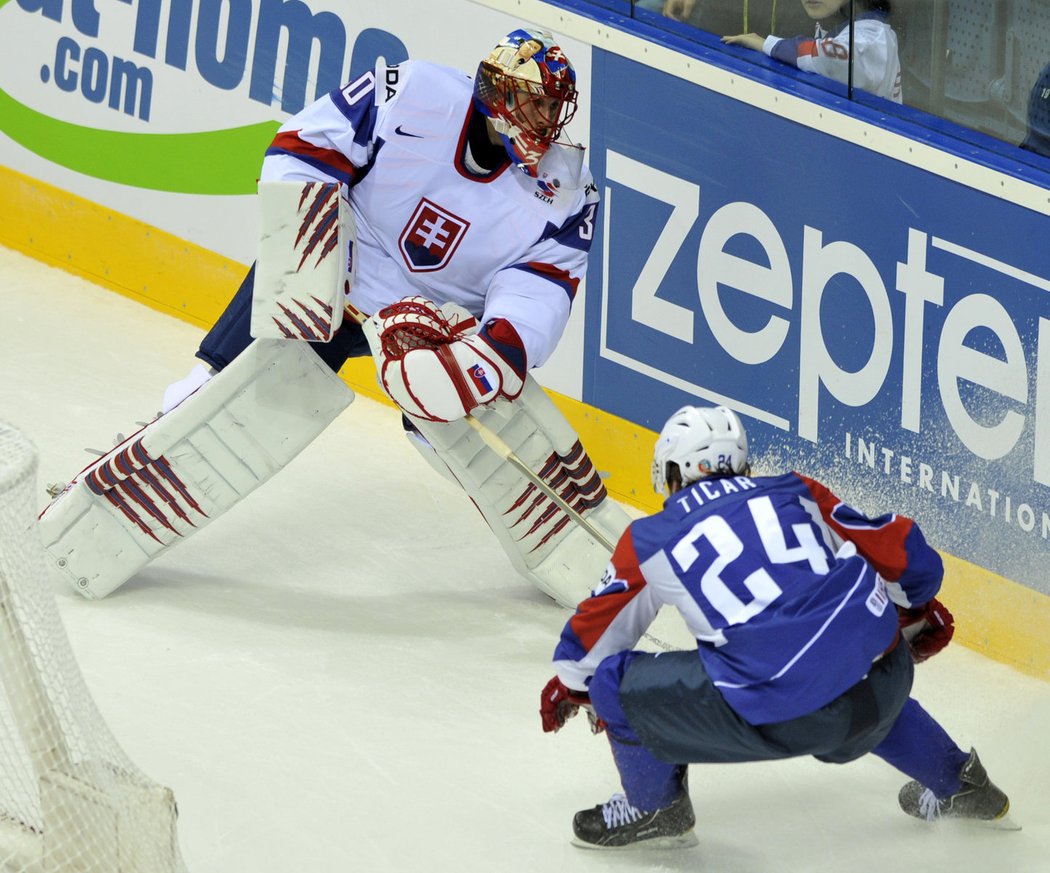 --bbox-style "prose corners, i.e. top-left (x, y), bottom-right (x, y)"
top-left (37, 28), bottom-right (629, 607)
